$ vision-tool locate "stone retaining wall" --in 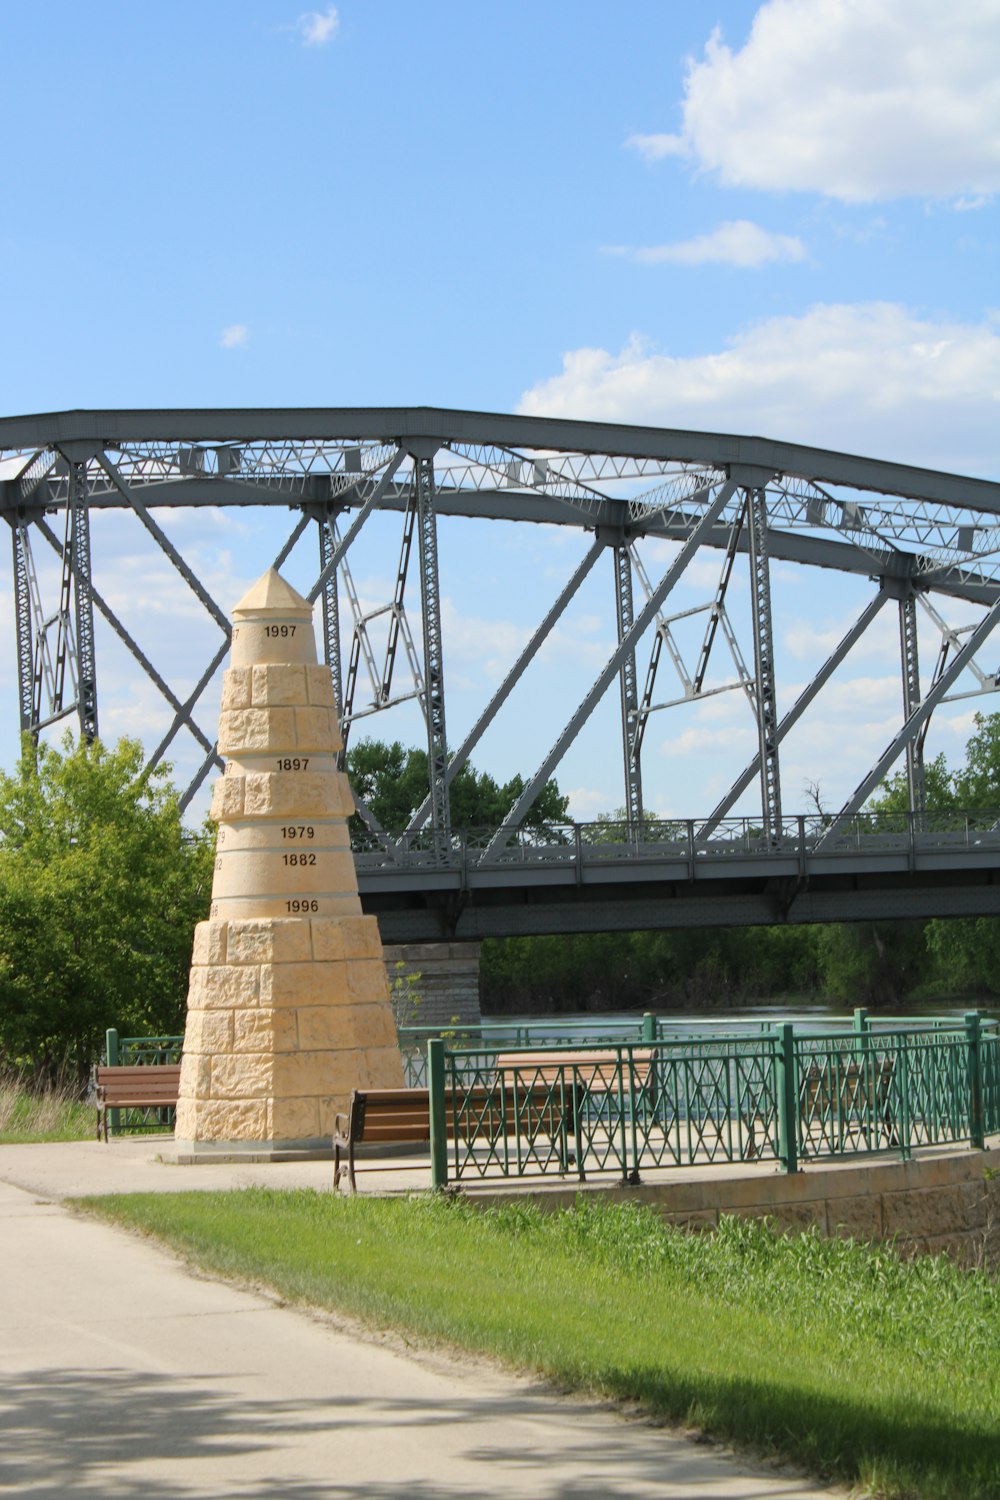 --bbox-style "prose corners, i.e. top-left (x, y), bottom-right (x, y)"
top-left (478, 1144), bottom-right (1000, 1267)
